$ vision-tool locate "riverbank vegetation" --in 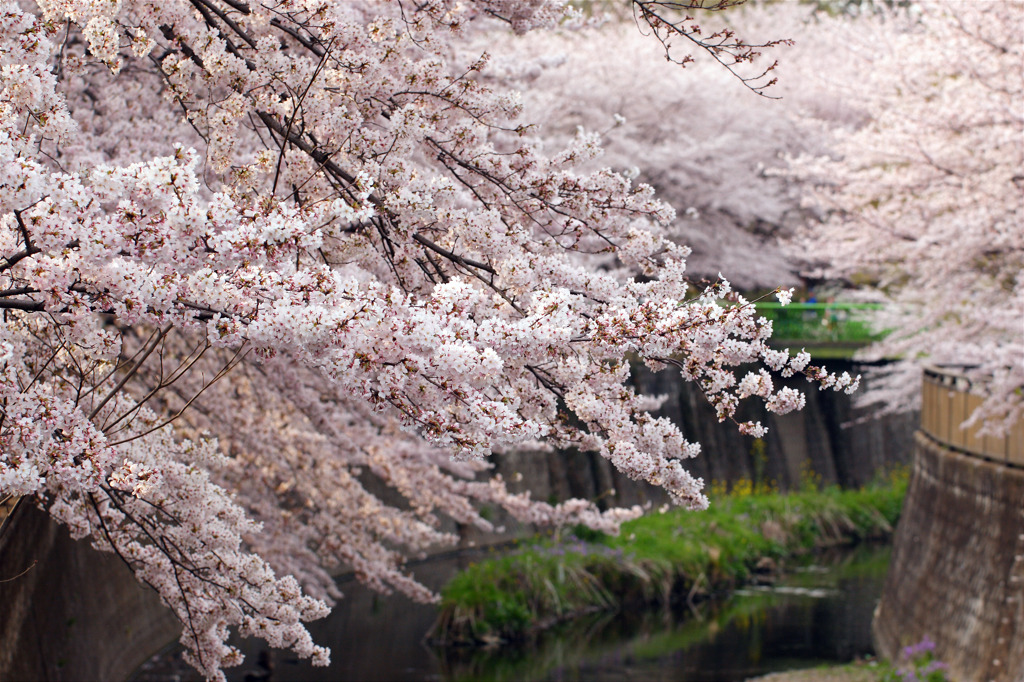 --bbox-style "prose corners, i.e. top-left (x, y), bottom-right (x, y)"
top-left (433, 470), bottom-right (908, 645)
